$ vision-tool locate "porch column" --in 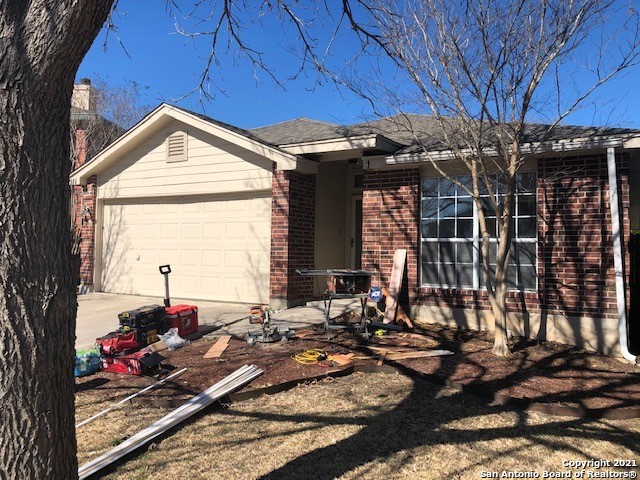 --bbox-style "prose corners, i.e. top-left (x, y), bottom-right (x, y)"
top-left (270, 170), bottom-right (316, 309)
